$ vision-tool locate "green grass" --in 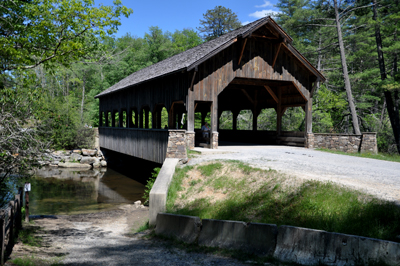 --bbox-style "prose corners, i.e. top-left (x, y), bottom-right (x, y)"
top-left (19, 226), bottom-right (42, 247)
top-left (187, 149), bottom-right (201, 158)
top-left (11, 256), bottom-right (63, 266)
top-left (167, 161), bottom-right (400, 242)
top-left (135, 220), bottom-right (150, 233)
top-left (317, 149), bottom-right (400, 163)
